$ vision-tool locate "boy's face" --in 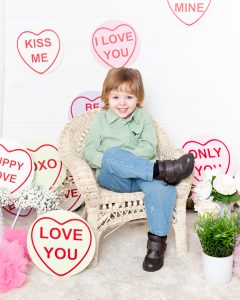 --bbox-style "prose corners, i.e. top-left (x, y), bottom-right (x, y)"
top-left (108, 84), bottom-right (138, 119)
